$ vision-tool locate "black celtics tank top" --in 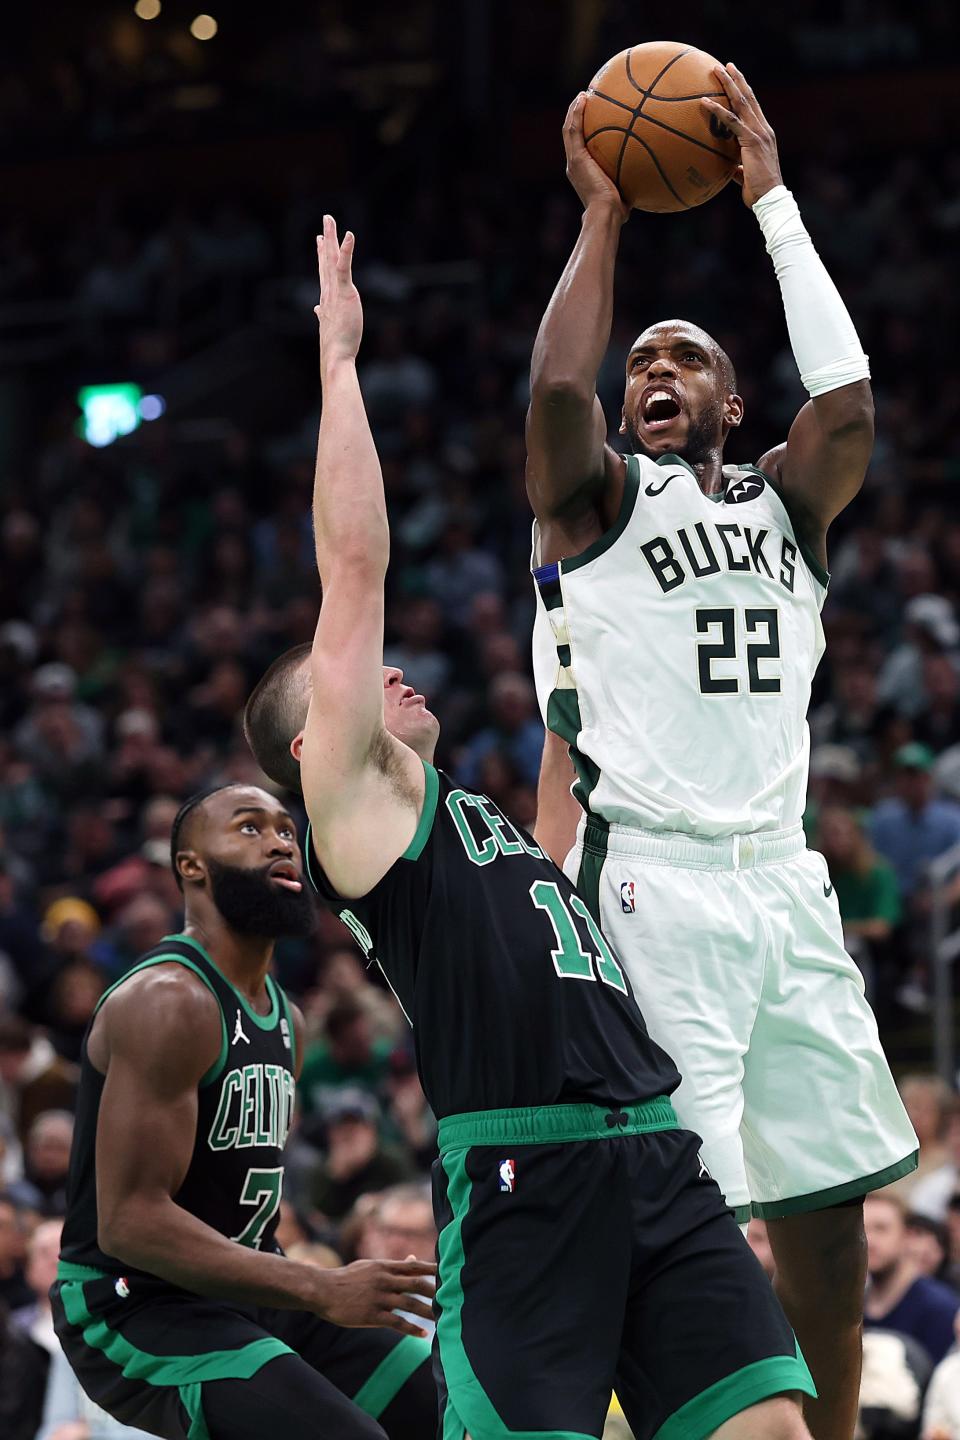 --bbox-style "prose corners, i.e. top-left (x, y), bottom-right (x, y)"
top-left (60, 934), bottom-right (297, 1276)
